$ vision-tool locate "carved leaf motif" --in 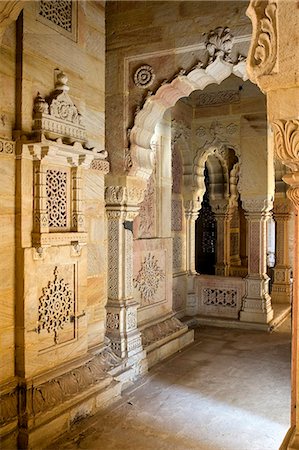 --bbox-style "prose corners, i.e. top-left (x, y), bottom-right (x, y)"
top-left (272, 119), bottom-right (299, 169)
